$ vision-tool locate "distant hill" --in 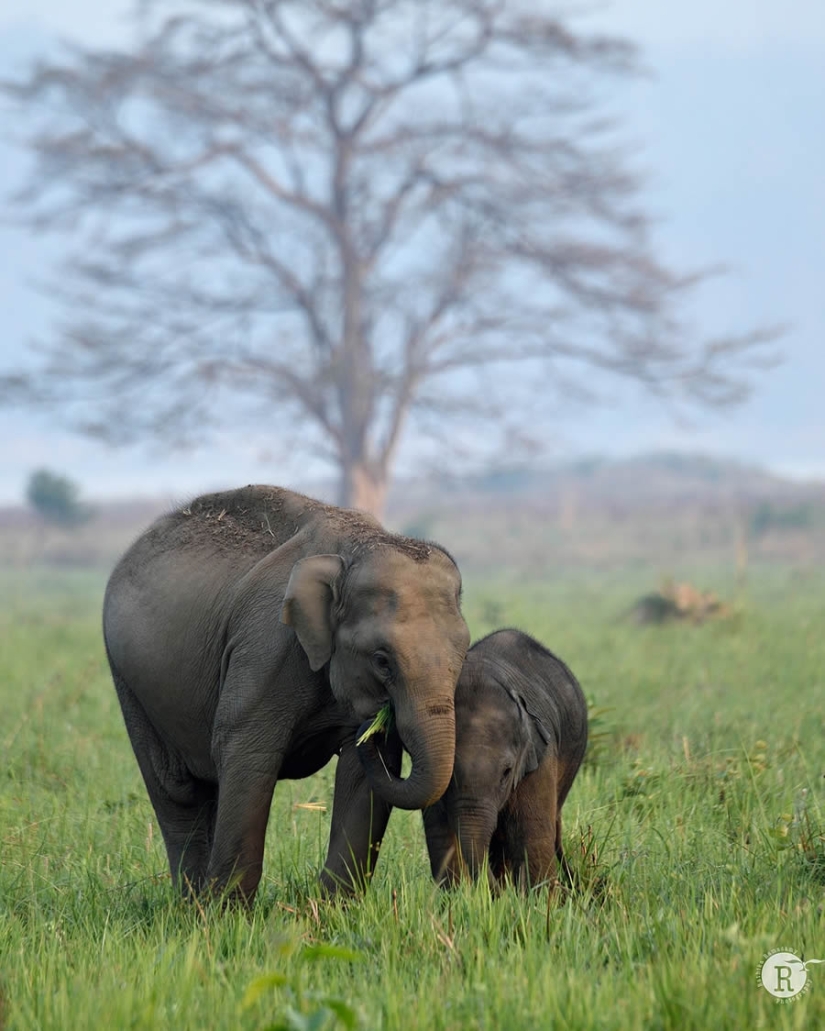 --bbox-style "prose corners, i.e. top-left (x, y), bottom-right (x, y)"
top-left (386, 452), bottom-right (822, 513)
top-left (1, 453), bottom-right (823, 572)
top-left (384, 453), bottom-right (825, 574)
